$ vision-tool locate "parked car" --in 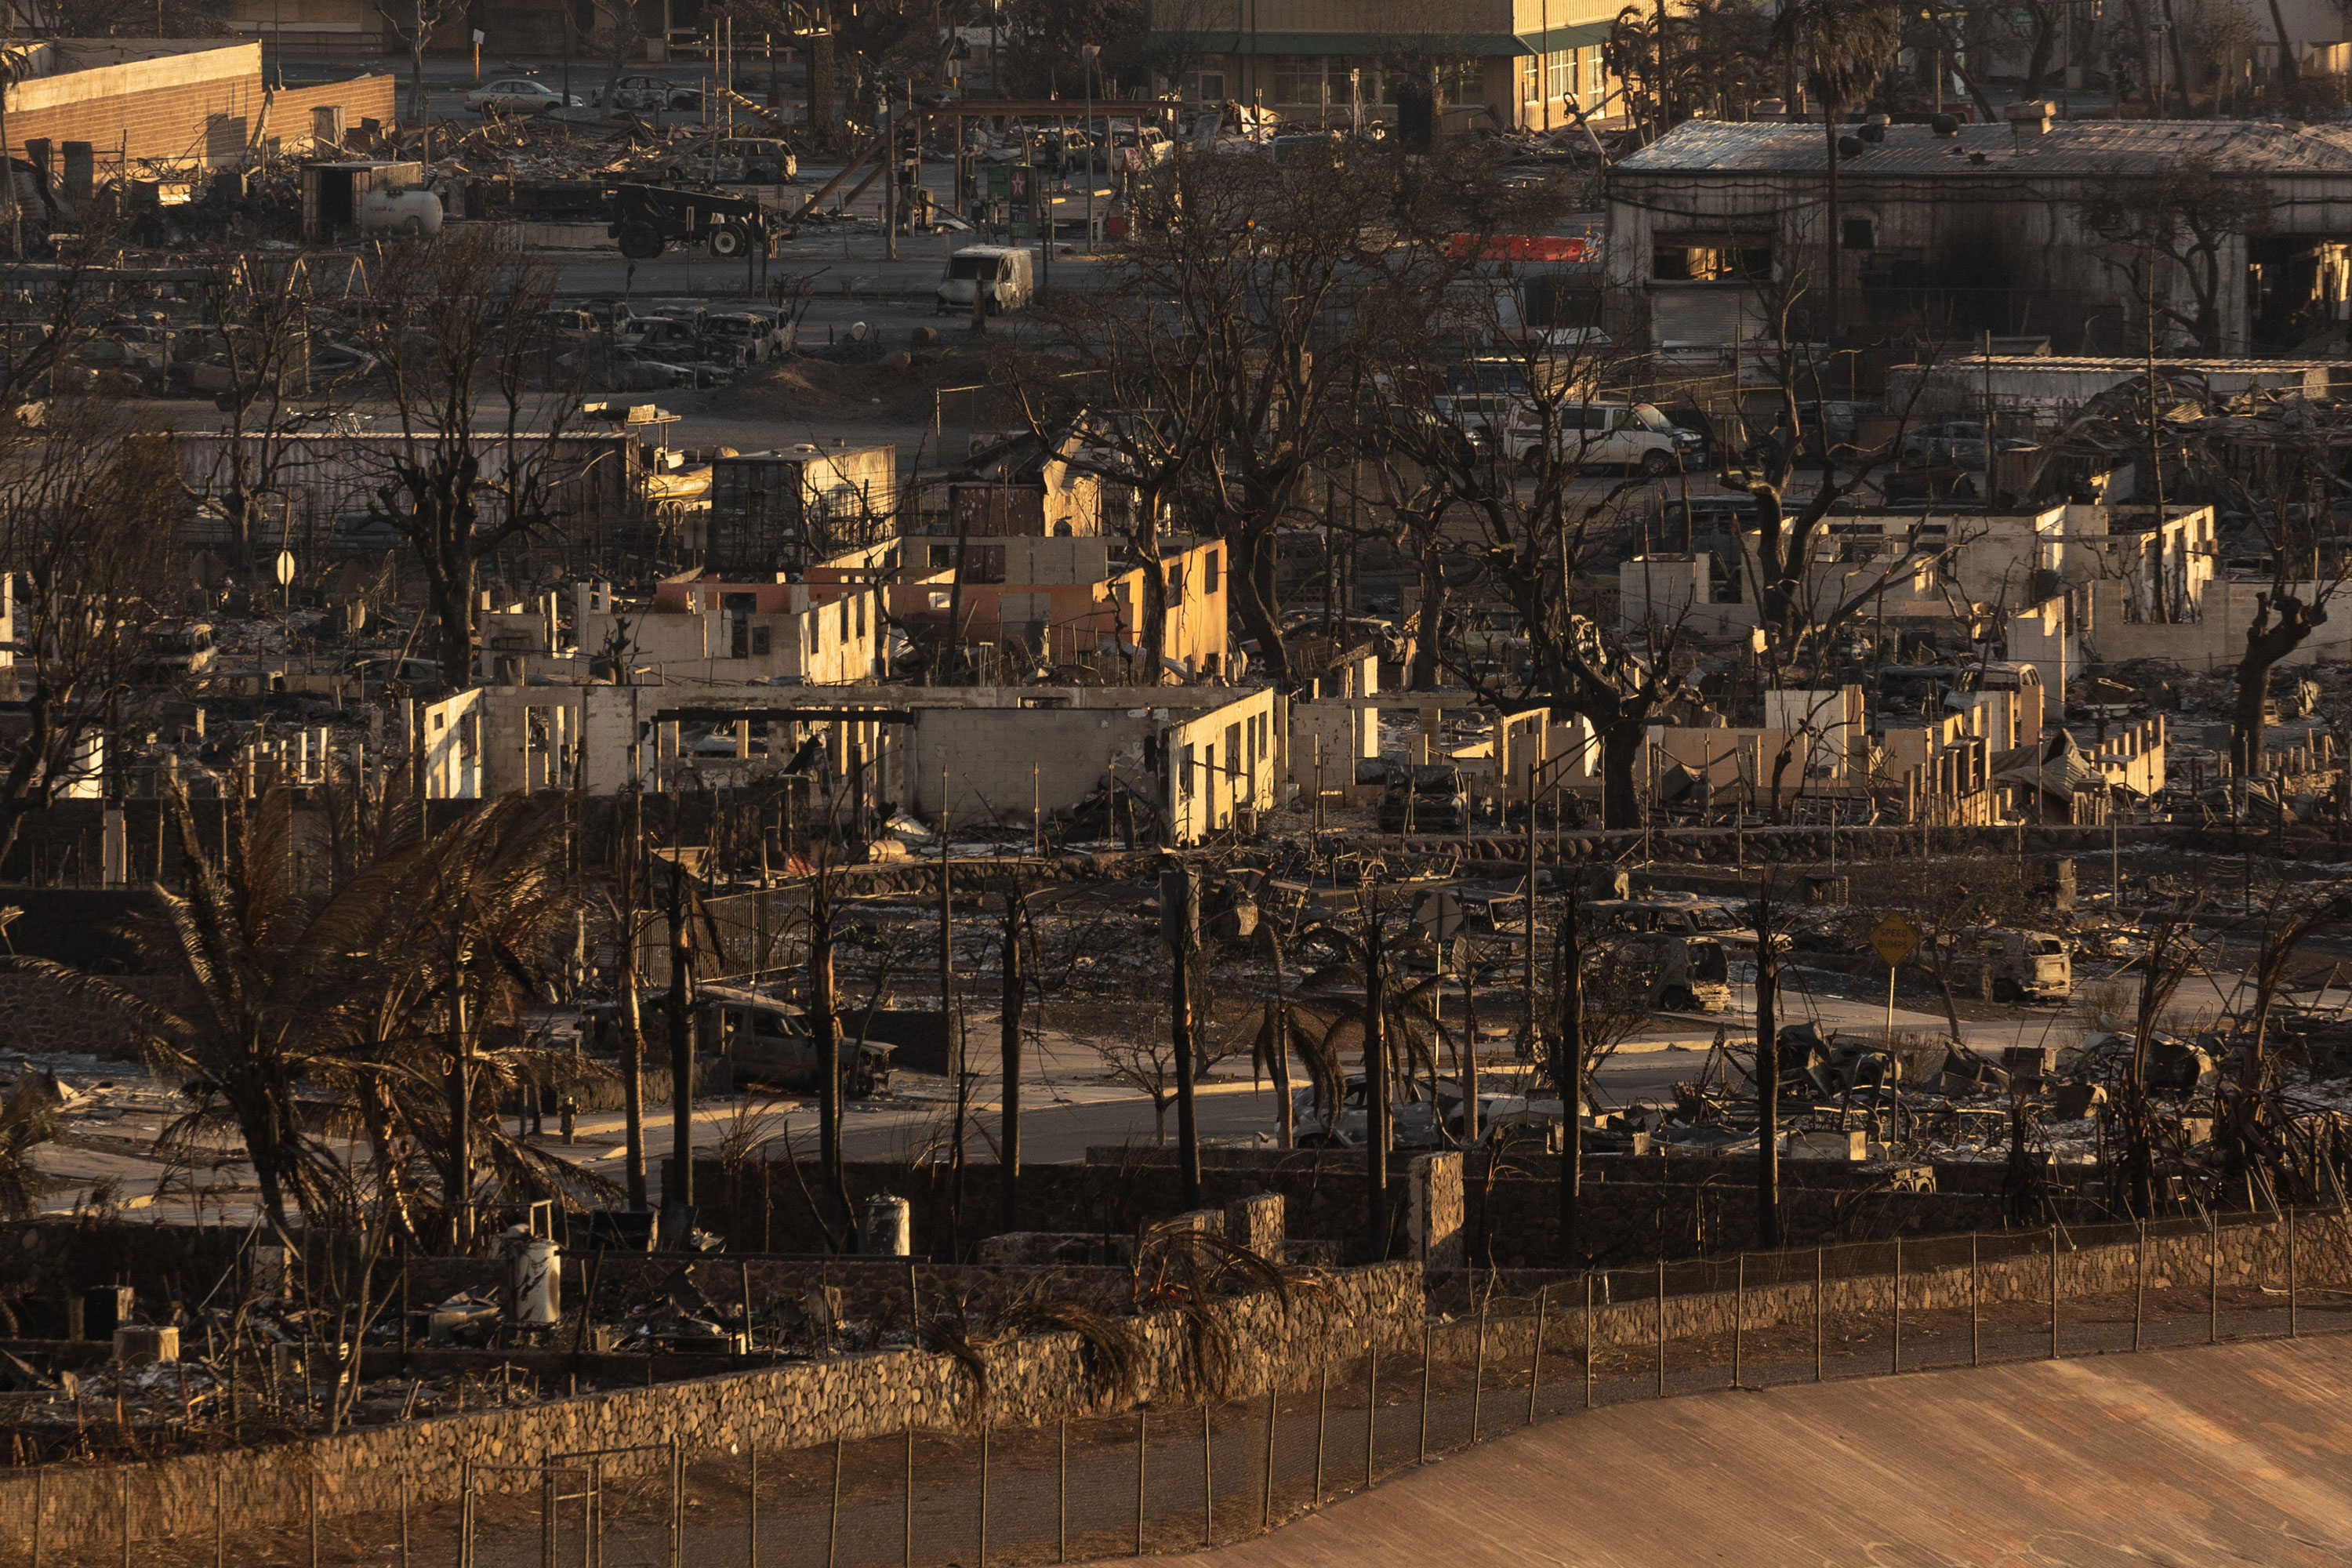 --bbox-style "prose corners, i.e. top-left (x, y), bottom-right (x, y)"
top-left (935, 245), bottom-right (1036, 315)
top-left (608, 350), bottom-right (710, 390)
top-left (1429, 391), bottom-right (1523, 456)
top-left (600, 74), bottom-right (701, 111)
top-left (702, 310), bottom-right (793, 363)
top-left (1899, 419), bottom-right (2031, 471)
top-left (667, 137), bottom-right (797, 184)
top-left (466, 78), bottom-right (583, 115)
top-left (615, 314), bottom-right (705, 356)
top-left (1612, 931), bottom-right (1733, 1014)
top-left (1374, 764), bottom-right (1468, 834)
top-left (1470, 398), bottom-right (1705, 475)
top-left (1933, 927), bottom-right (2073, 1004)
top-left (1098, 122), bottom-right (1173, 172)
top-left (1545, 401), bottom-right (1708, 475)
